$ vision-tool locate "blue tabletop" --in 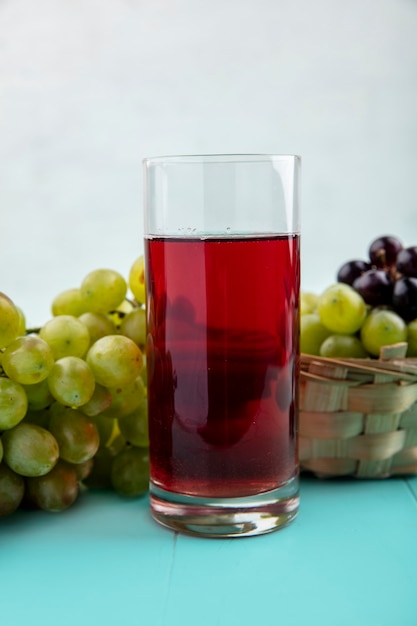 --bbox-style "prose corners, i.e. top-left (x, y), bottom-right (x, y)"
top-left (2, 475), bottom-right (417, 626)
